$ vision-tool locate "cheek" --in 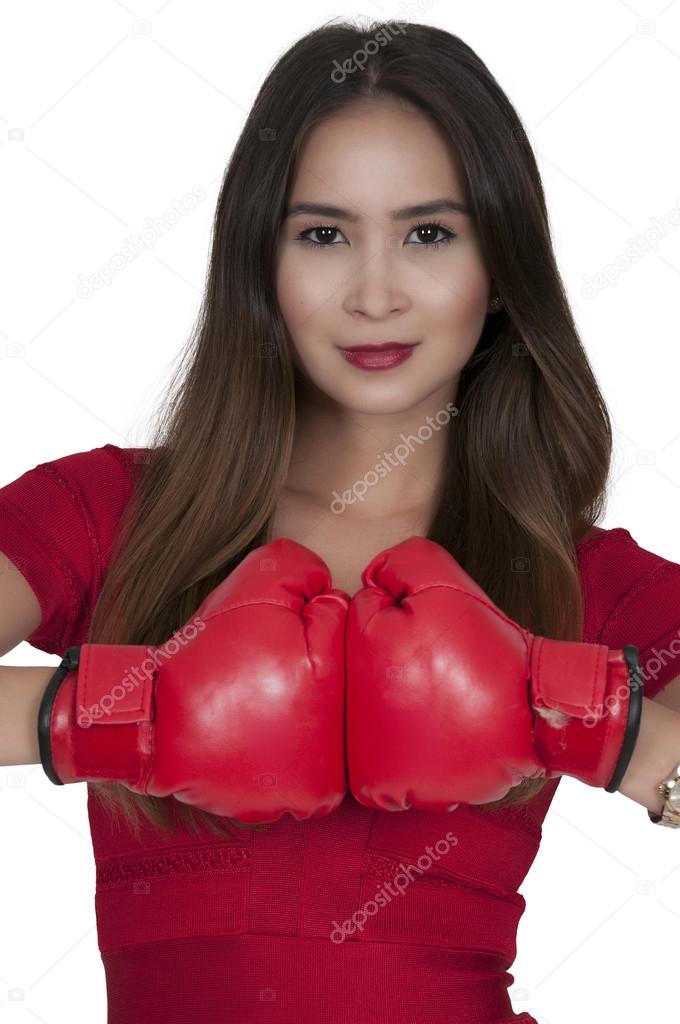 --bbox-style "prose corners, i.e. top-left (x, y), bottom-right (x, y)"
top-left (276, 255), bottom-right (330, 335)
top-left (435, 259), bottom-right (490, 326)
top-left (275, 260), bottom-right (327, 369)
